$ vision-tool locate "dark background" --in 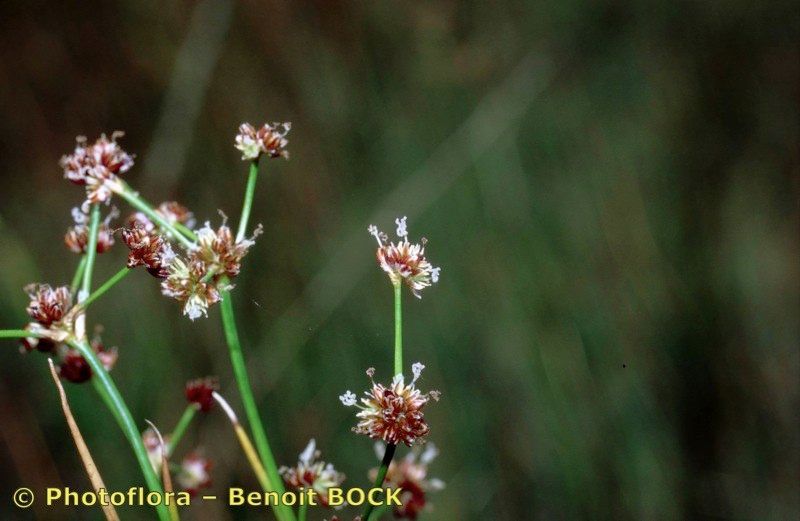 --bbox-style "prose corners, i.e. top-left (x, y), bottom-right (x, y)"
top-left (0, 1), bottom-right (798, 519)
